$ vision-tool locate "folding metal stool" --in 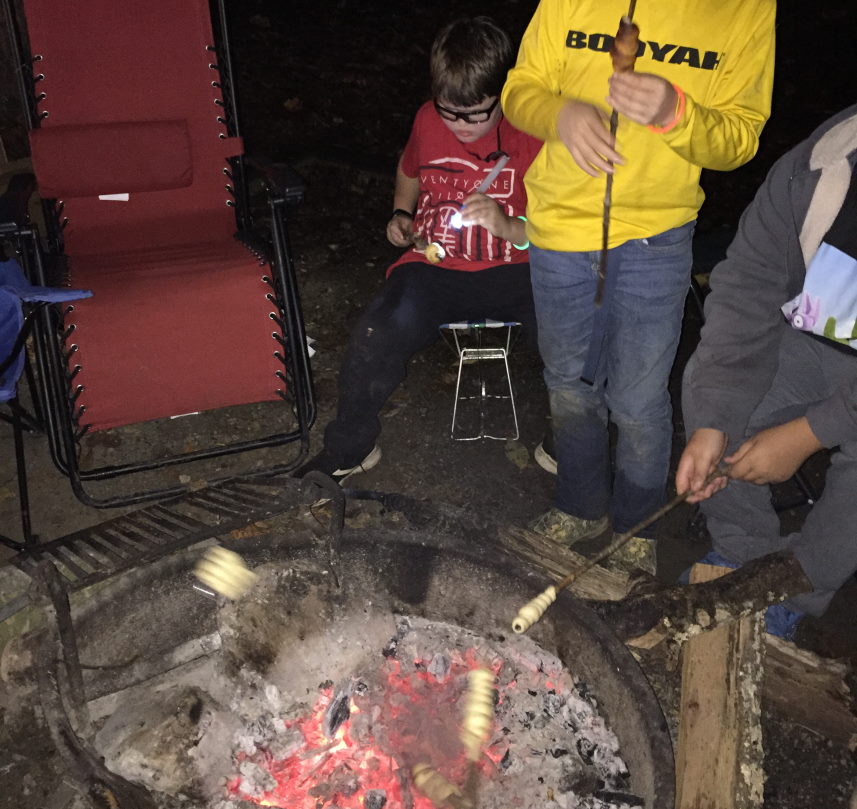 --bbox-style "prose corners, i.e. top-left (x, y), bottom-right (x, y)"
top-left (439, 319), bottom-right (520, 441)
